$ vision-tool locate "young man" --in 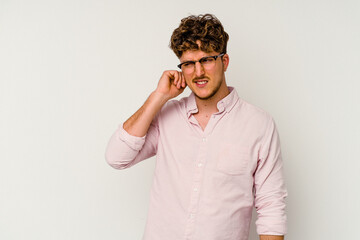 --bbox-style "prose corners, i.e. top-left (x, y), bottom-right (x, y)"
top-left (105, 14), bottom-right (287, 240)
